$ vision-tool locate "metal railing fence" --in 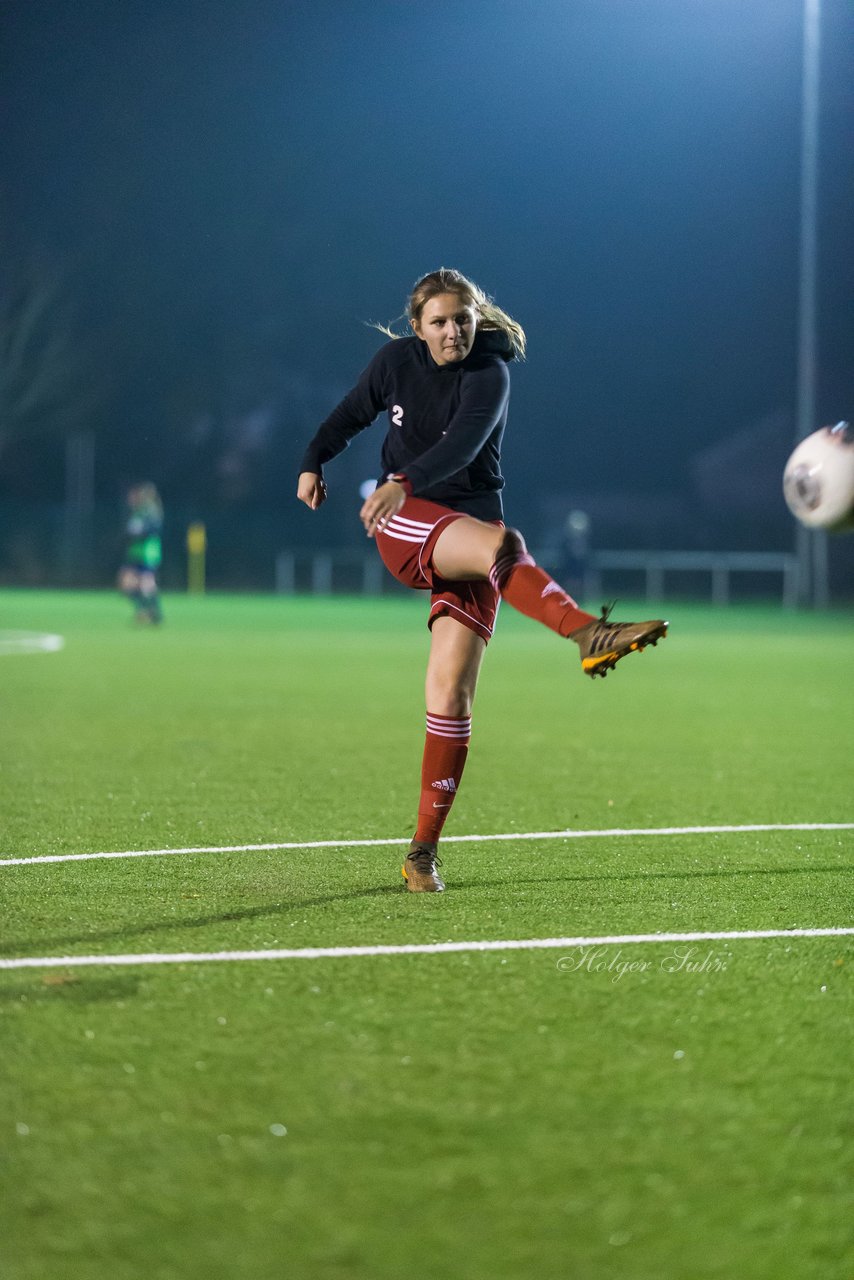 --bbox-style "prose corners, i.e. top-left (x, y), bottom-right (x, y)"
top-left (275, 547), bottom-right (800, 607)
